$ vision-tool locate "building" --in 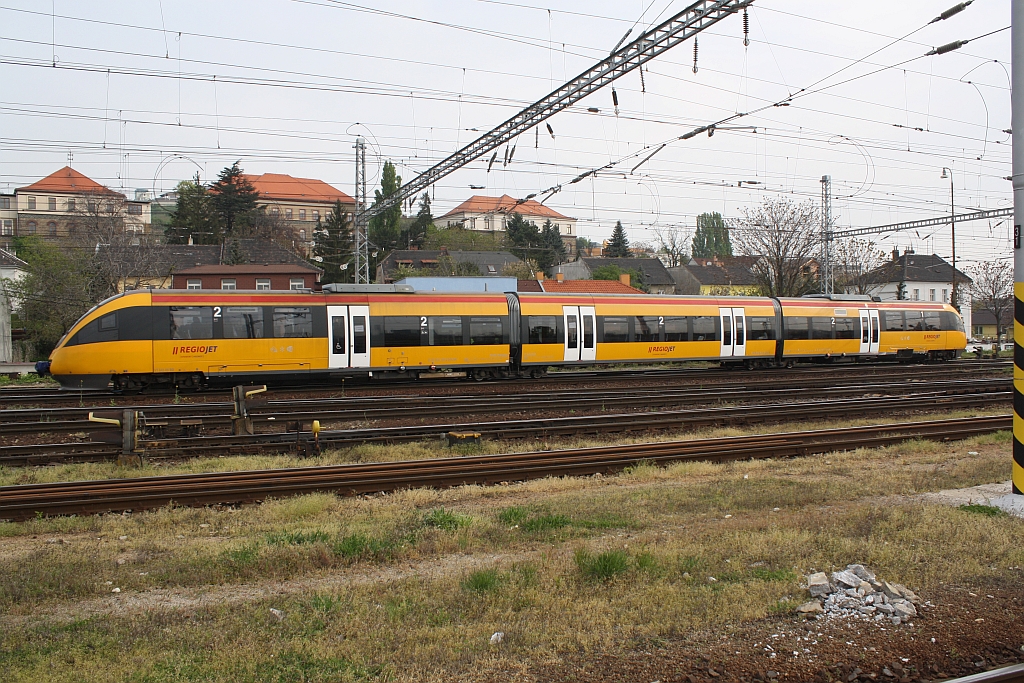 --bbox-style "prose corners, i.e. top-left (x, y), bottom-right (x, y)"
top-left (170, 263), bottom-right (321, 291)
top-left (529, 274), bottom-right (643, 294)
top-left (376, 249), bottom-right (523, 283)
top-left (11, 167), bottom-right (151, 241)
top-left (860, 250), bottom-right (973, 333)
top-left (435, 195), bottom-right (578, 257)
top-left (0, 193), bottom-right (15, 252)
top-left (971, 309), bottom-right (1013, 342)
top-left (669, 256), bottom-right (760, 295)
top-left (396, 276), bottom-right (519, 293)
top-left (553, 257), bottom-right (678, 294)
top-left (0, 249), bottom-right (28, 362)
top-left (243, 173), bottom-right (355, 254)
